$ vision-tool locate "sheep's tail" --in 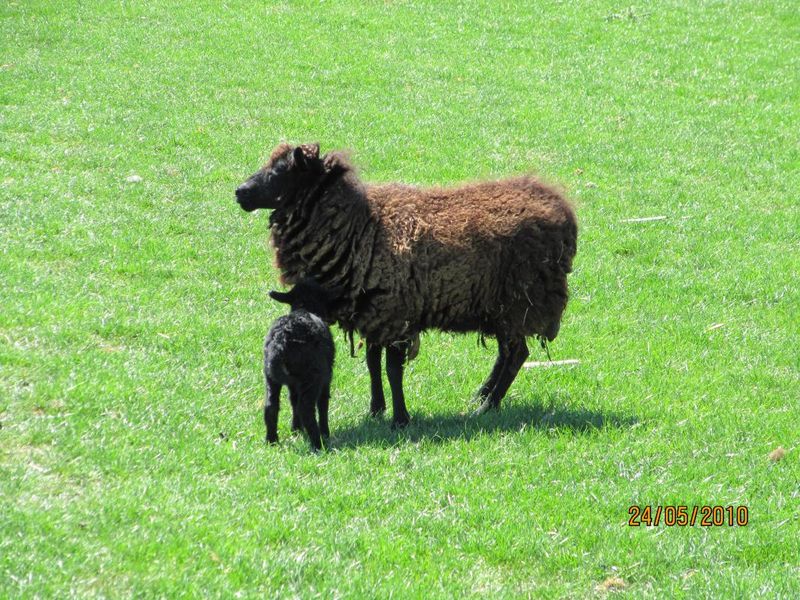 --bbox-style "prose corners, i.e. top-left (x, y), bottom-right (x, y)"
top-left (543, 319), bottom-right (561, 342)
top-left (538, 335), bottom-right (553, 361)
